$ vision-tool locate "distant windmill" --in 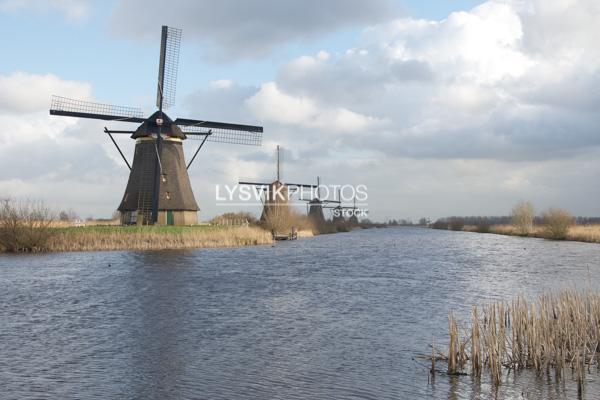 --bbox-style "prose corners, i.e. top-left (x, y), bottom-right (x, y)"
top-left (347, 196), bottom-right (360, 226)
top-left (300, 176), bottom-right (341, 225)
top-left (323, 188), bottom-right (358, 224)
top-left (239, 145), bottom-right (315, 223)
top-left (50, 26), bottom-right (262, 225)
